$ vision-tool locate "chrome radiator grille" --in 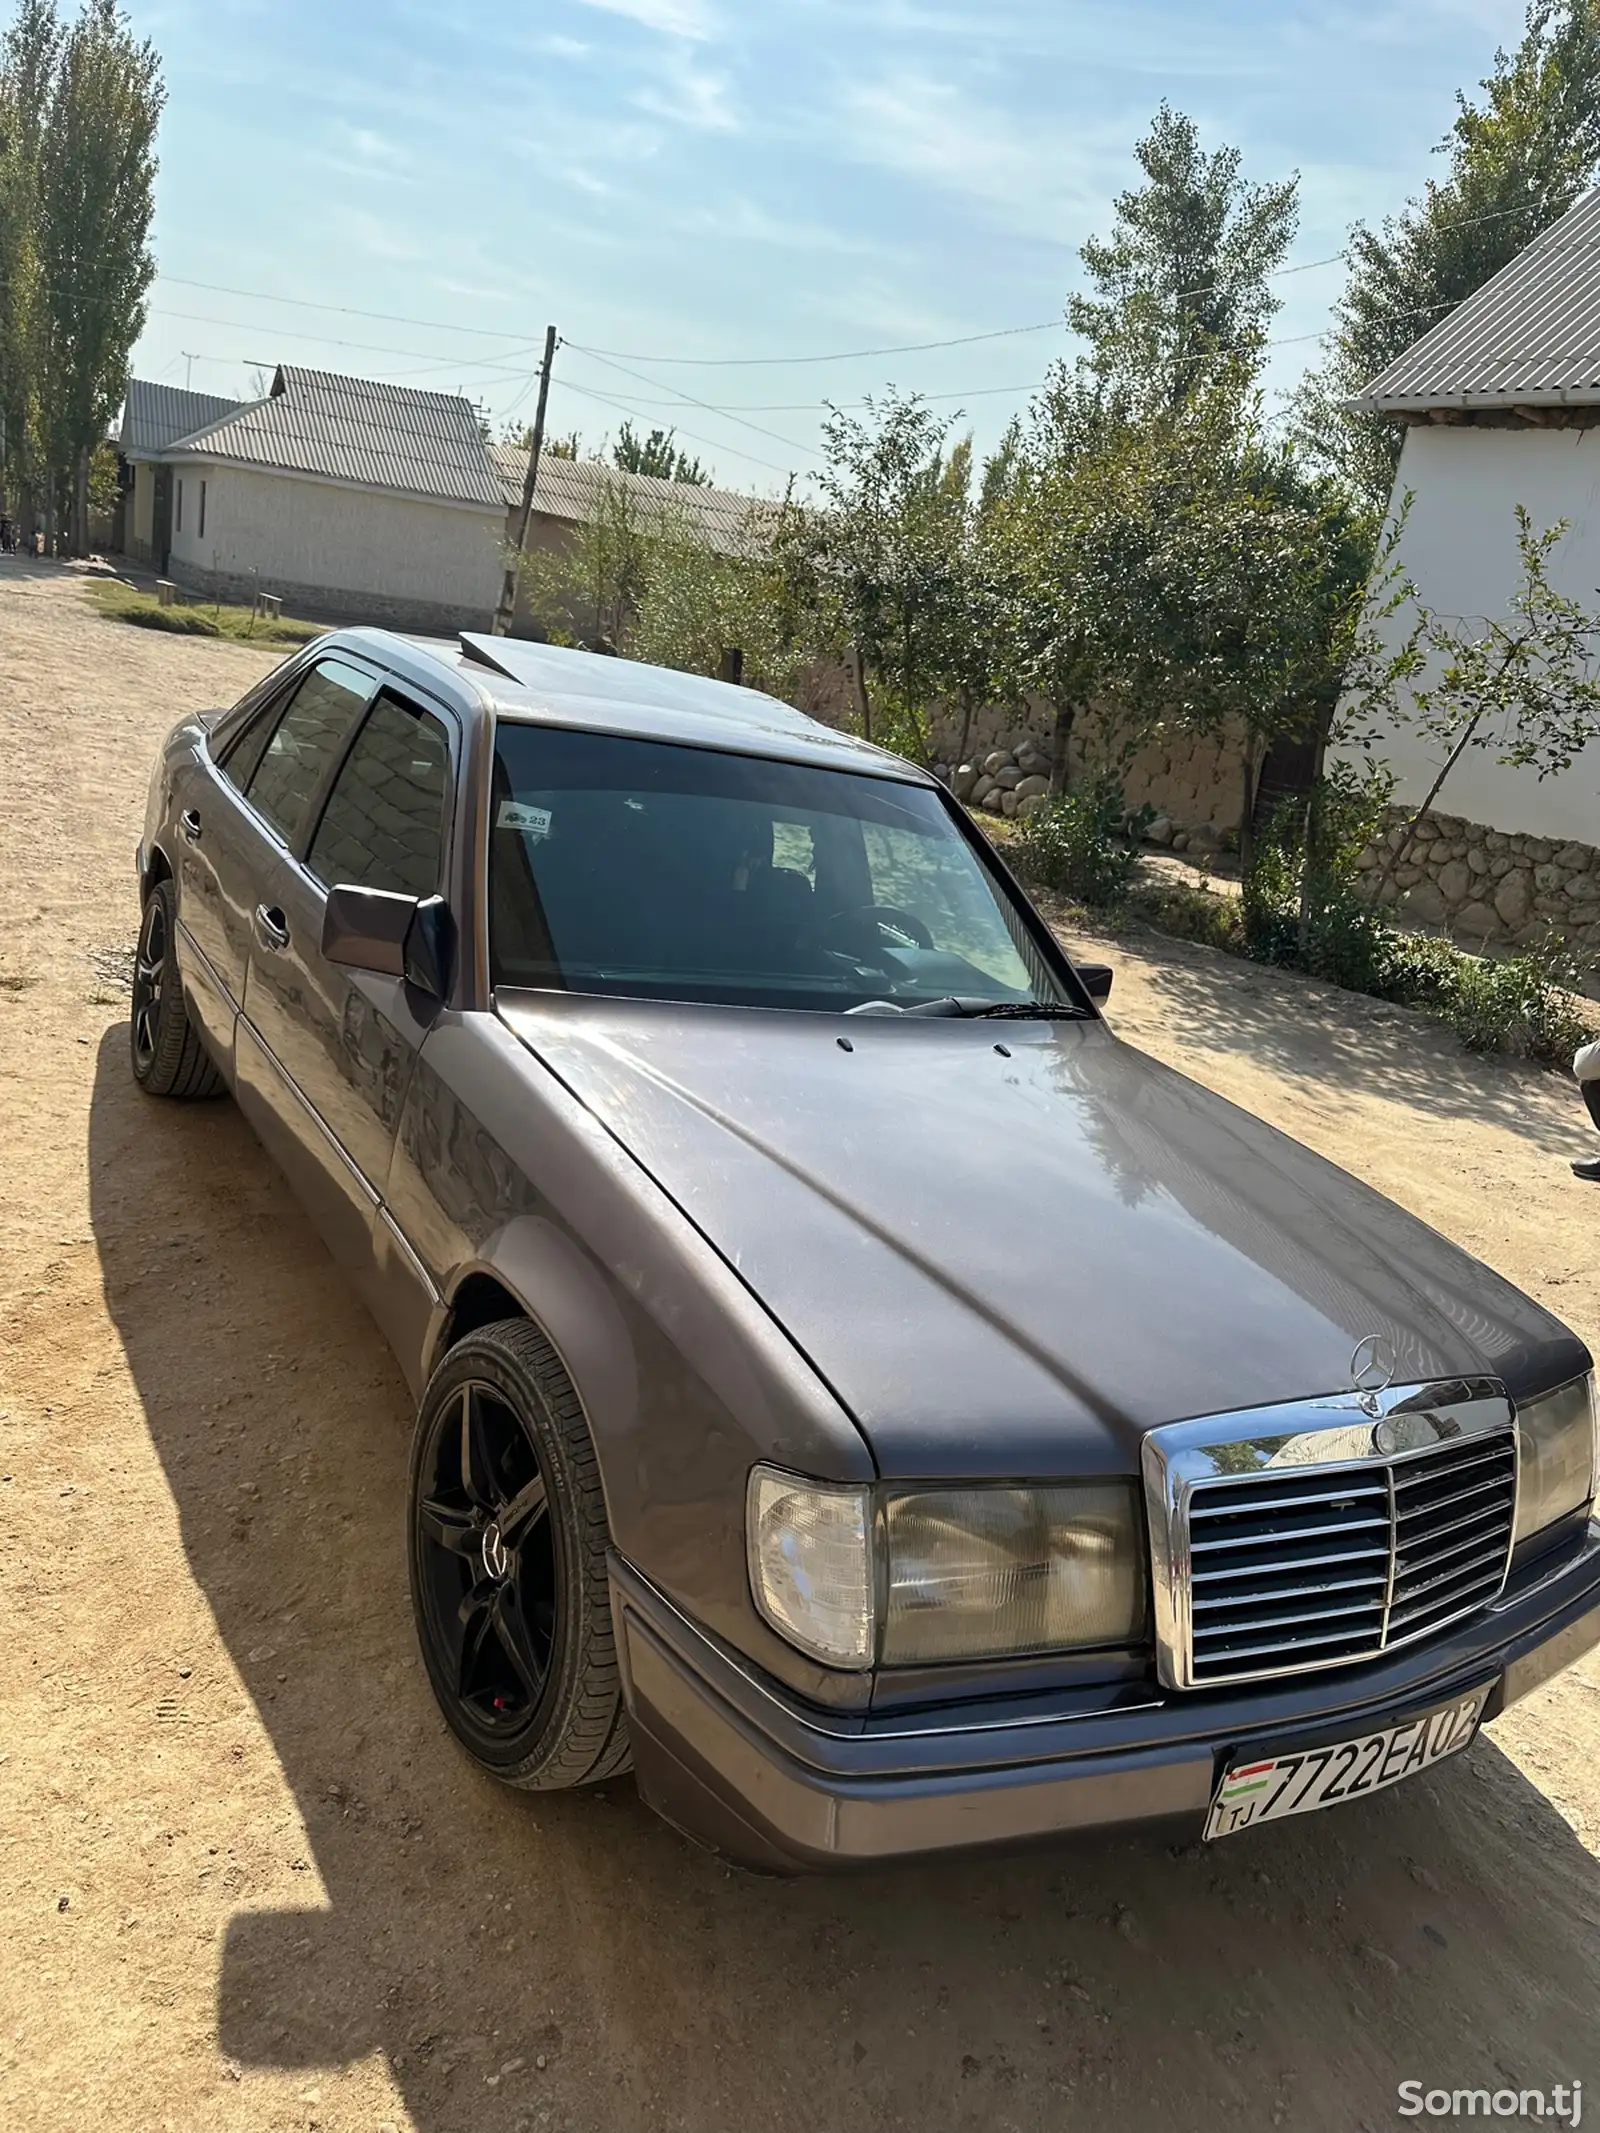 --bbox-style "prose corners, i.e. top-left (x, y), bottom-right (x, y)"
top-left (1143, 1380), bottom-right (1518, 1690)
